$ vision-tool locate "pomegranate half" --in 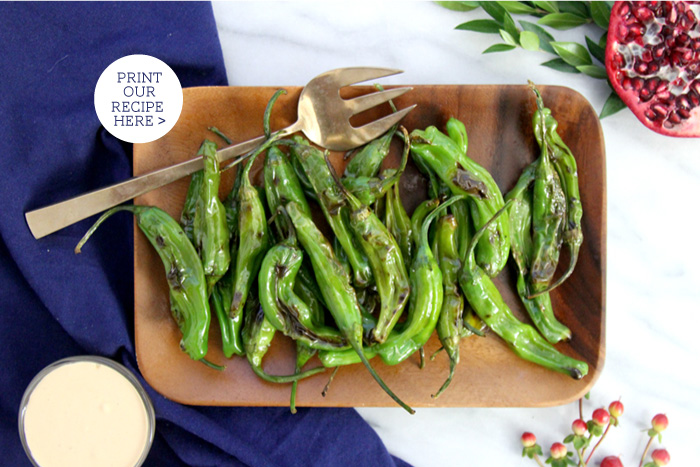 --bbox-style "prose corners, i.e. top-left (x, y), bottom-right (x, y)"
top-left (605, 1), bottom-right (700, 137)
